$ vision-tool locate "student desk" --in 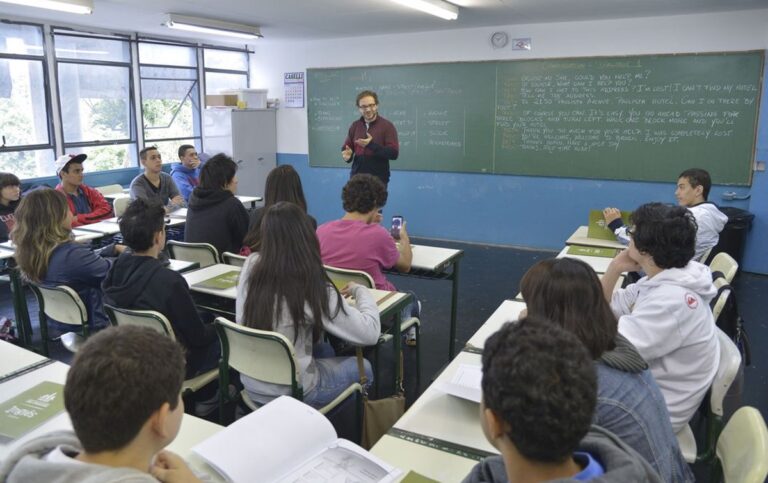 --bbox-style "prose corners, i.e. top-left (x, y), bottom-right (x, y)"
top-left (565, 226), bottom-right (627, 250)
top-left (372, 350), bottom-right (496, 482)
top-left (0, 342), bottom-right (225, 480)
top-left (182, 263), bottom-right (414, 391)
top-left (465, 300), bottom-right (526, 351)
top-left (556, 245), bottom-right (616, 273)
top-left (236, 194), bottom-right (262, 209)
top-left (0, 340), bottom-right (49, 382)
top-left (385, 244), bottom-right (464, 359)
